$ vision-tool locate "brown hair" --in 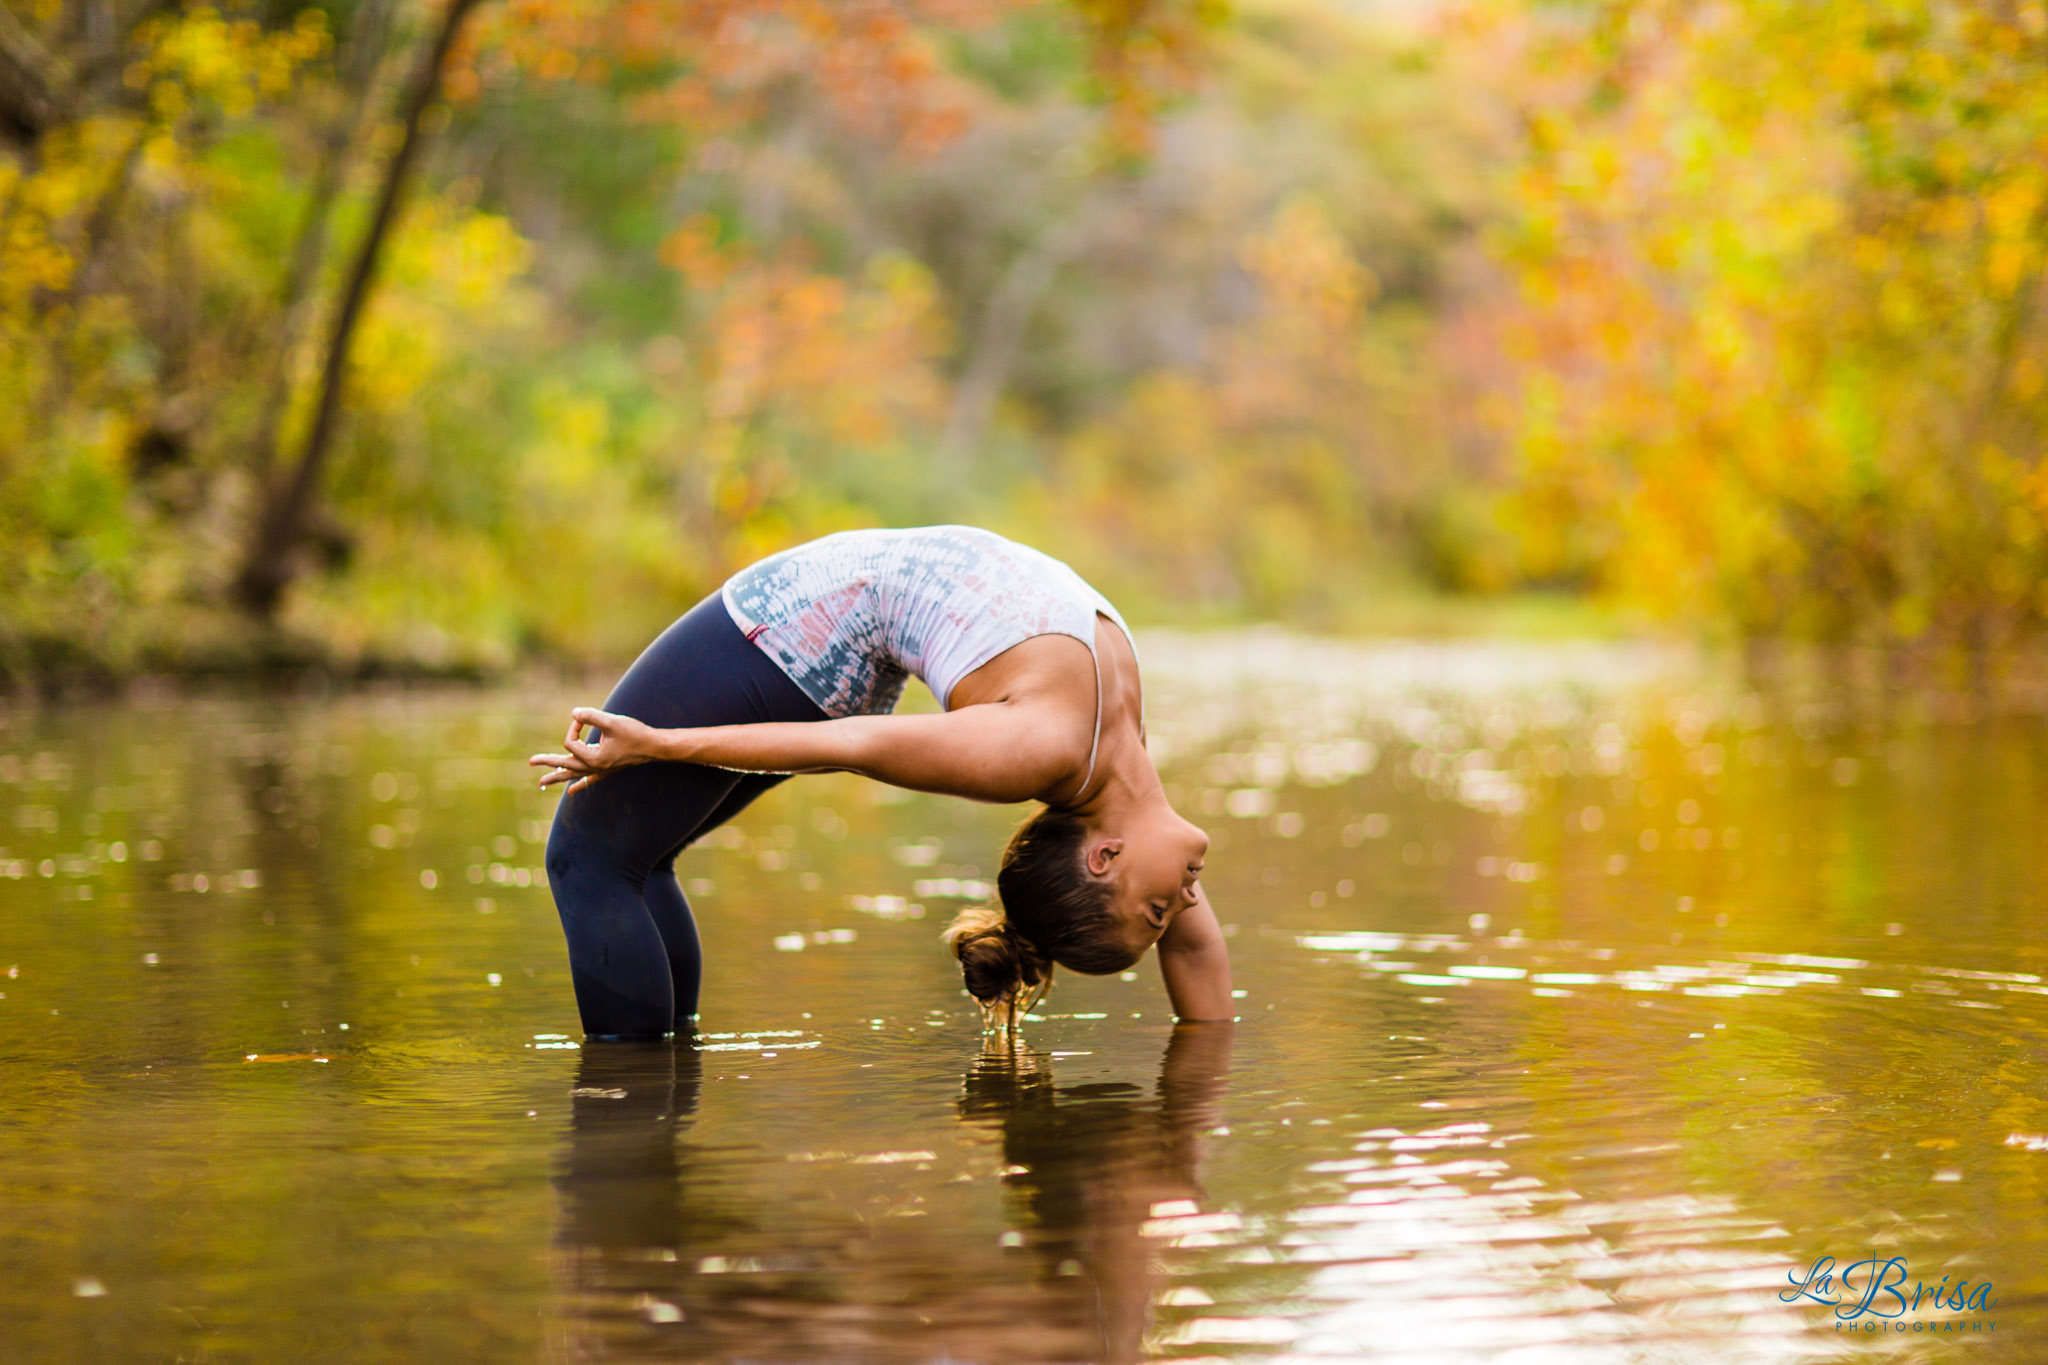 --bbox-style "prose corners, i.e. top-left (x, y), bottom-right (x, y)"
top-left (943, 808), bottom-right (1141, 1025)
